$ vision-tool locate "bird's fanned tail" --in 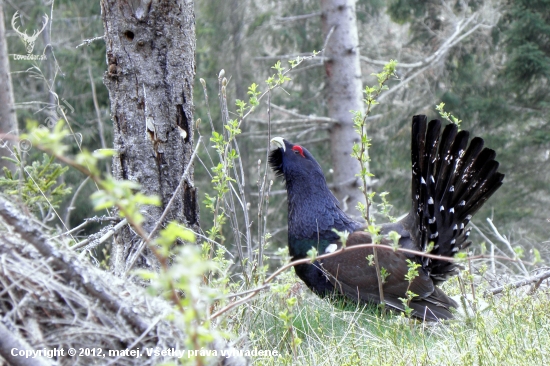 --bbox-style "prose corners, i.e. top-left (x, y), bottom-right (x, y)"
top-left (409, 115), bottom-right (504, 283)
top-left (270, 115), bottom-right (504, 321)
